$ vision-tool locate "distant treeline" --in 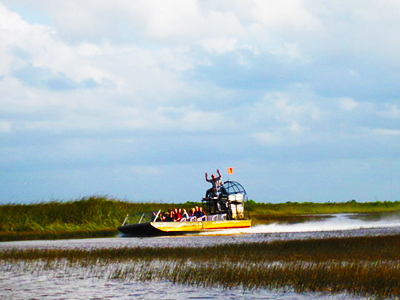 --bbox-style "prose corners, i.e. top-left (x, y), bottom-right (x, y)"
top-left (1, 196), bottom-right (399, 241)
